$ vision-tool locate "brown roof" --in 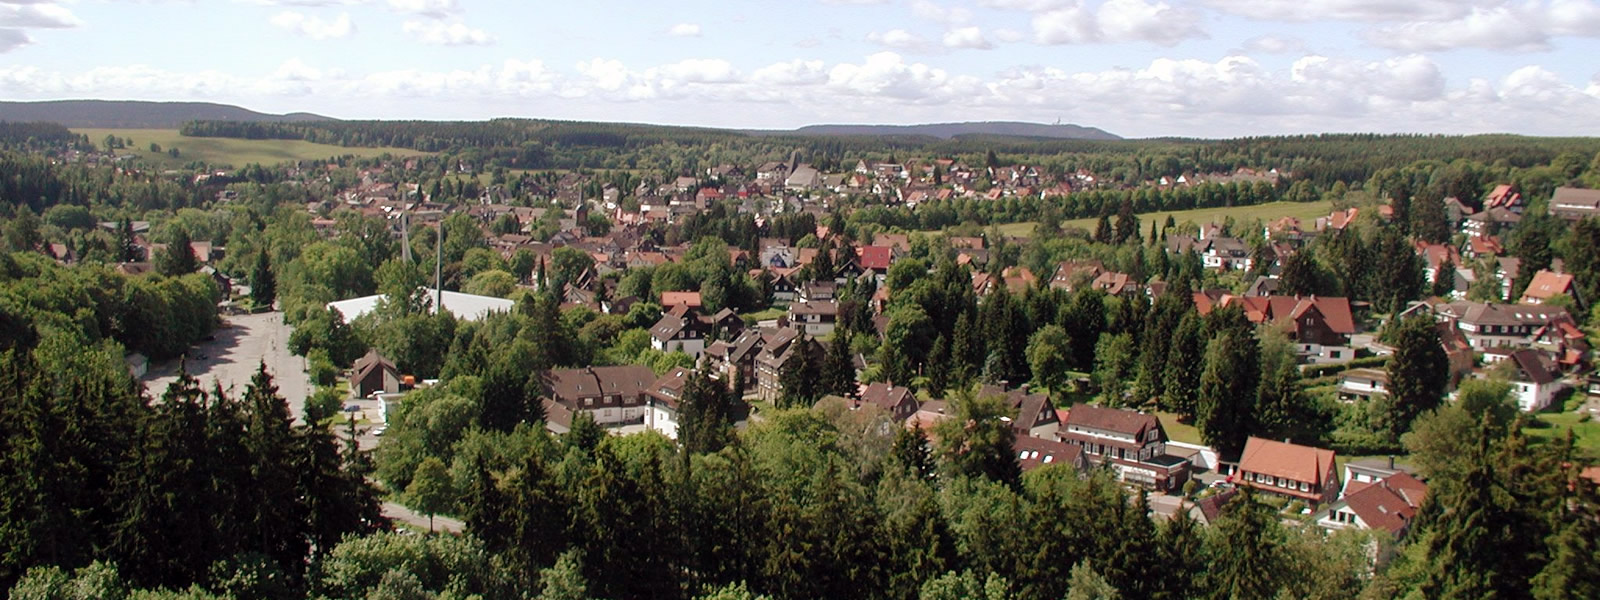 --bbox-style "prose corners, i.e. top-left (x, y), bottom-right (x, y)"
top-left (1239, 436), bottom-right (1337, 486)
top-left (1341, 473), bottom-right (1427, 535)
top-left (1063, 403), bottom-right (1160, 437)
top-left (661, 291), bottom-right (703, 307)
top-left (351, 349), bottom-right (398, 382)
top-left (1193, 488), bottom-right (1239, 524)
top-left (860, 382), bottom-right (917, 413)
top-left (1520, 270), bottom-right (1575, 301)
top-left (1015, 436), bottom-right (1085, 472)
top-left (980, 384), bottom-right (1057, 432)
top-left (543, 365), bottom-right (657, 402)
